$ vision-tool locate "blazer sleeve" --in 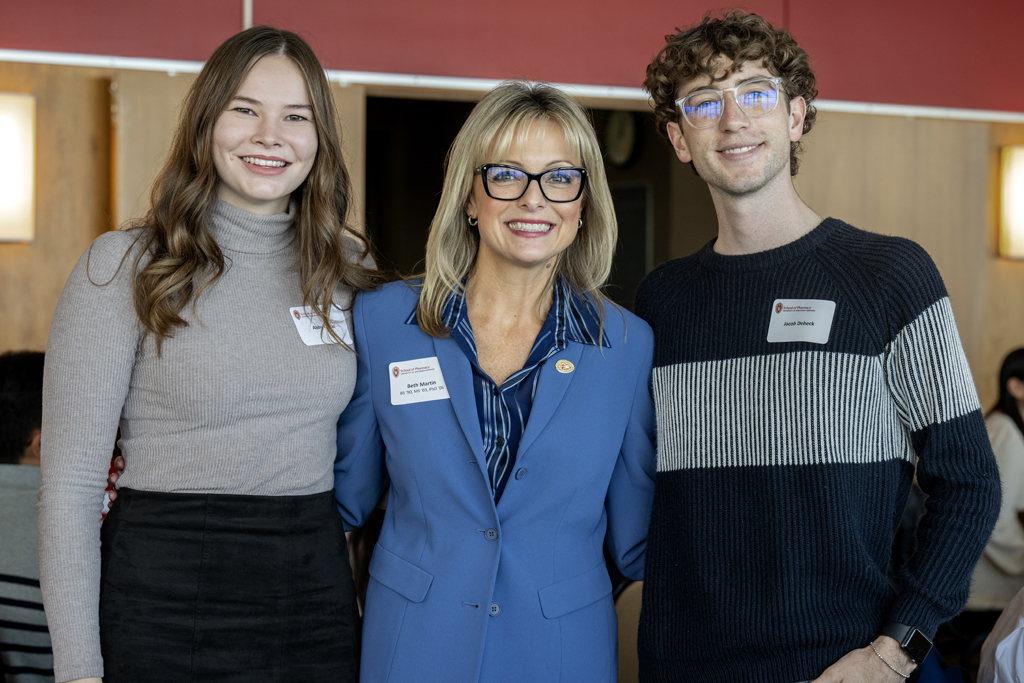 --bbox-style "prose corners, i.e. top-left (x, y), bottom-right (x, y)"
top-left (334, 291), bottom-right (389, 531)
top-left (603, 324), bottom-right (657, 581)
